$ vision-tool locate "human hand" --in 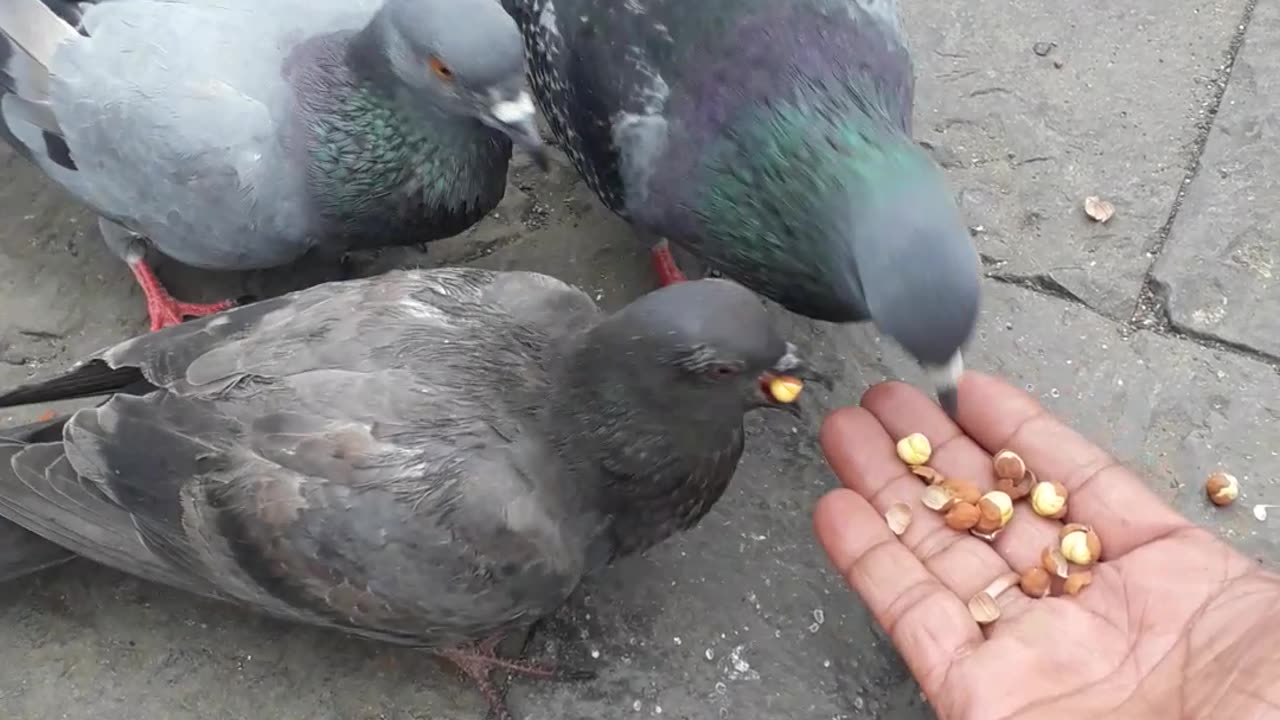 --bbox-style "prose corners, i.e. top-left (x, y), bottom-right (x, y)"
top-left (813, 371), bottom-right (1280, 720)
